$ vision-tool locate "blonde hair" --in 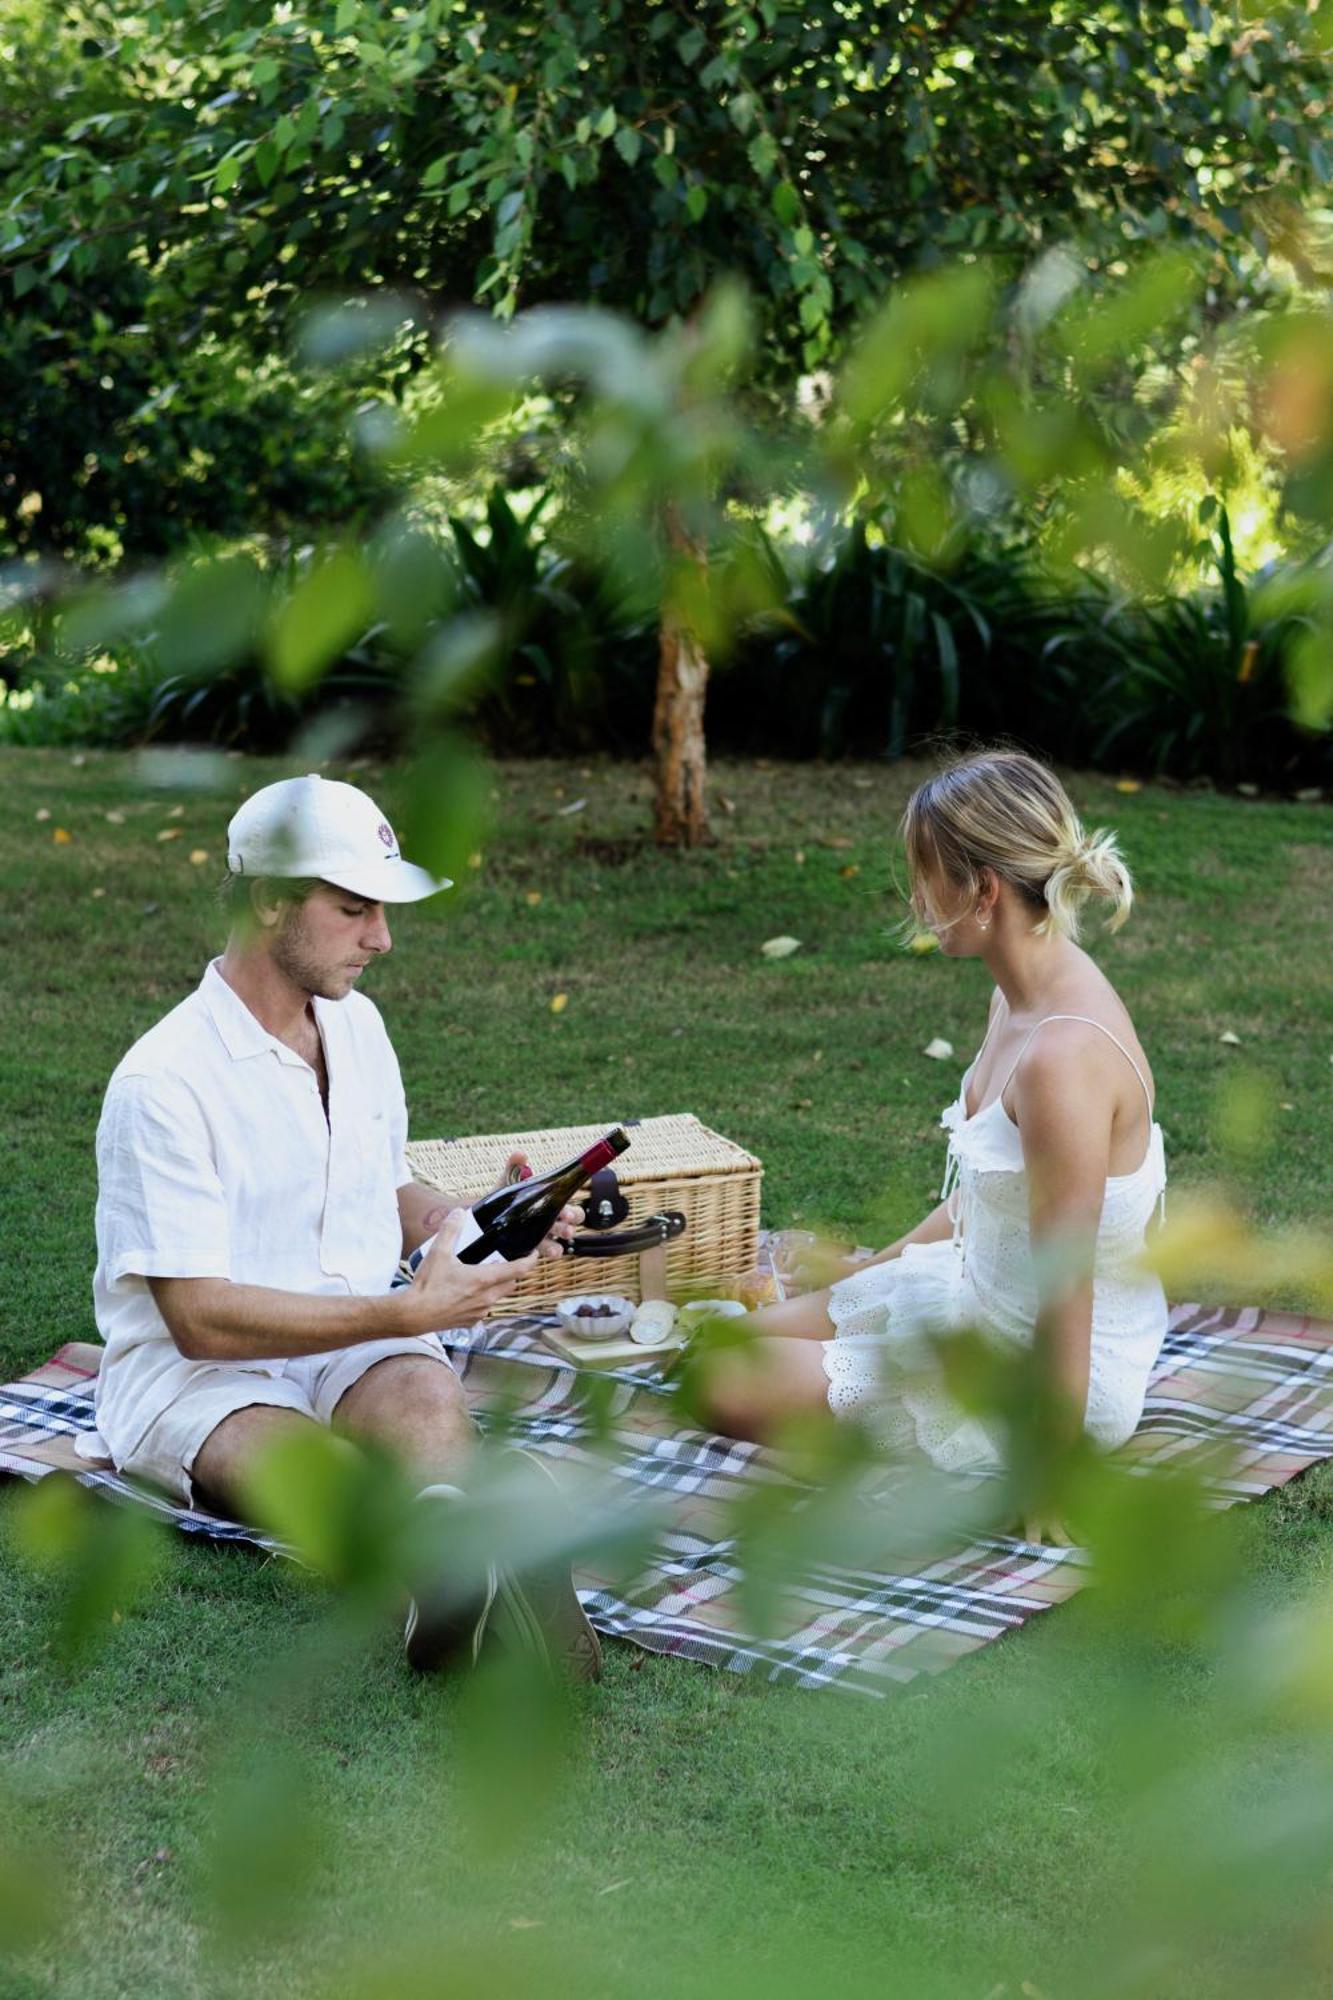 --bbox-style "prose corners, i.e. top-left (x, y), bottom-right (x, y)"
top-left (901, 749), bottom-right (1133, 942)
